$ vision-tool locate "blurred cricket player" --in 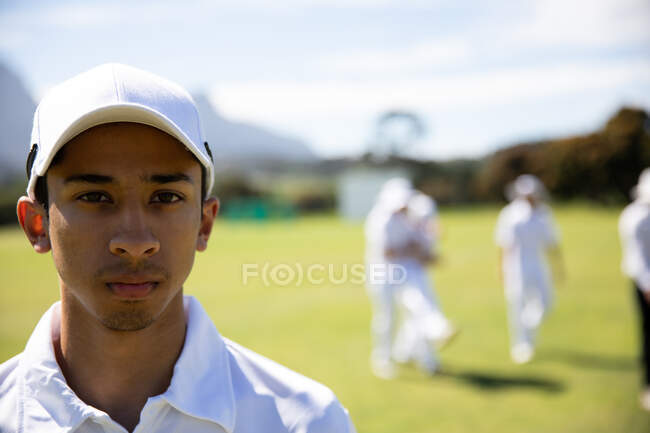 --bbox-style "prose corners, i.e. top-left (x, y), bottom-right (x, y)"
top-left (495, 174), bottom-right (564, 364)
top-left (392, 192), bottom-right (458, 373)
top-left (619, 168), bottom-right (650, 411)
top-left (364, 178), bottom-right (414, 378)
top-left (365, 179), bottom-right (457, 378)
top-left (0, 64), bottom-right (355, 433)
